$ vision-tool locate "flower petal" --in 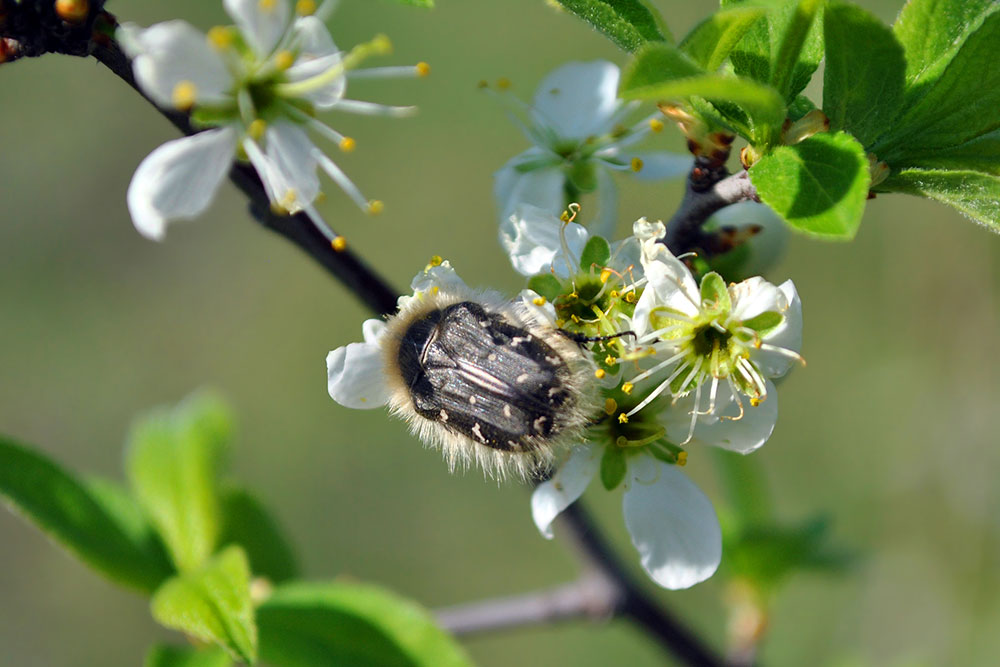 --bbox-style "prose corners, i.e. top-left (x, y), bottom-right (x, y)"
top-left (285, 17), bottom-right (345, 108)
top-left (623, 454), bottom-right (721, 589)
top-left (127, 127), bottom-right (238, 240)
top-left (500, 204), bottom-right (589, 278)
top-left (121, 21), bottom-right (232, 108)
top-left (224, 0), bottom-right (290, 56)
top-left (590, 165), bottom-right (619, 240)
top-left (628, 151), bottom-right (692, 181)
top-left (531, 443), bottom-right (599, 539)
top-left (662, 380), bottom-right (778, 454)
top-left (531, 61), bottom-right (621, 140)
top-left (494, 153), bottom-right (565, 223)
top-left (326, 326), bottom-right (389, 409)
top-left (262, 120), bottom-right (321, 211)
top-left (632, 239), bottom-right (700, 338)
